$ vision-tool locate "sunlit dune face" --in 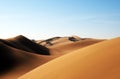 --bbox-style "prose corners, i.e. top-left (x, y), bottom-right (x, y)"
top-left (19, 38), bottom-right (120, 79)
